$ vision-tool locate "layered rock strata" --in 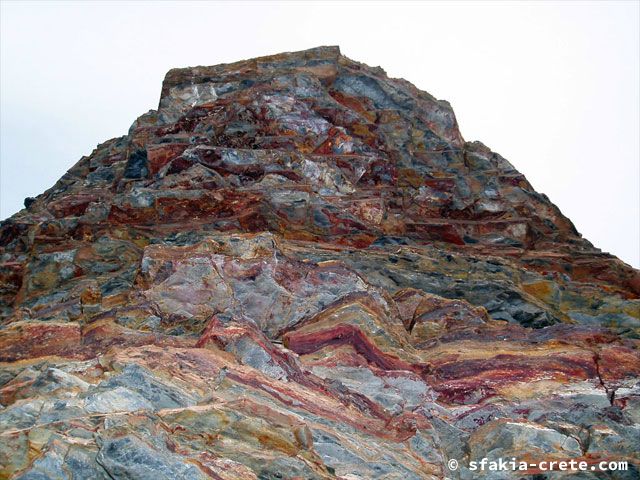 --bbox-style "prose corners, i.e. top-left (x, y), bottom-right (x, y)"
top-left (0, 46), bottom-right (638, 479)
